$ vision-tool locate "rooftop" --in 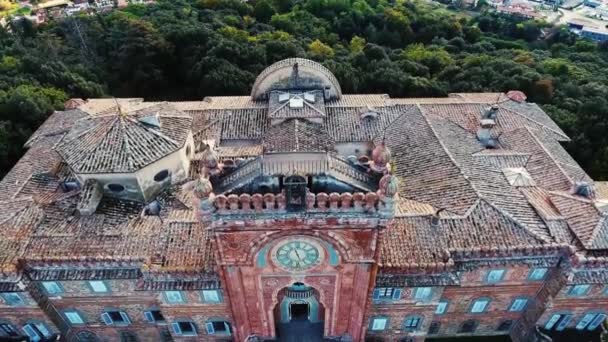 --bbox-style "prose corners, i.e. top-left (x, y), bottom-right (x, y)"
top-left (0, 58), bottom-right (605, 283)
